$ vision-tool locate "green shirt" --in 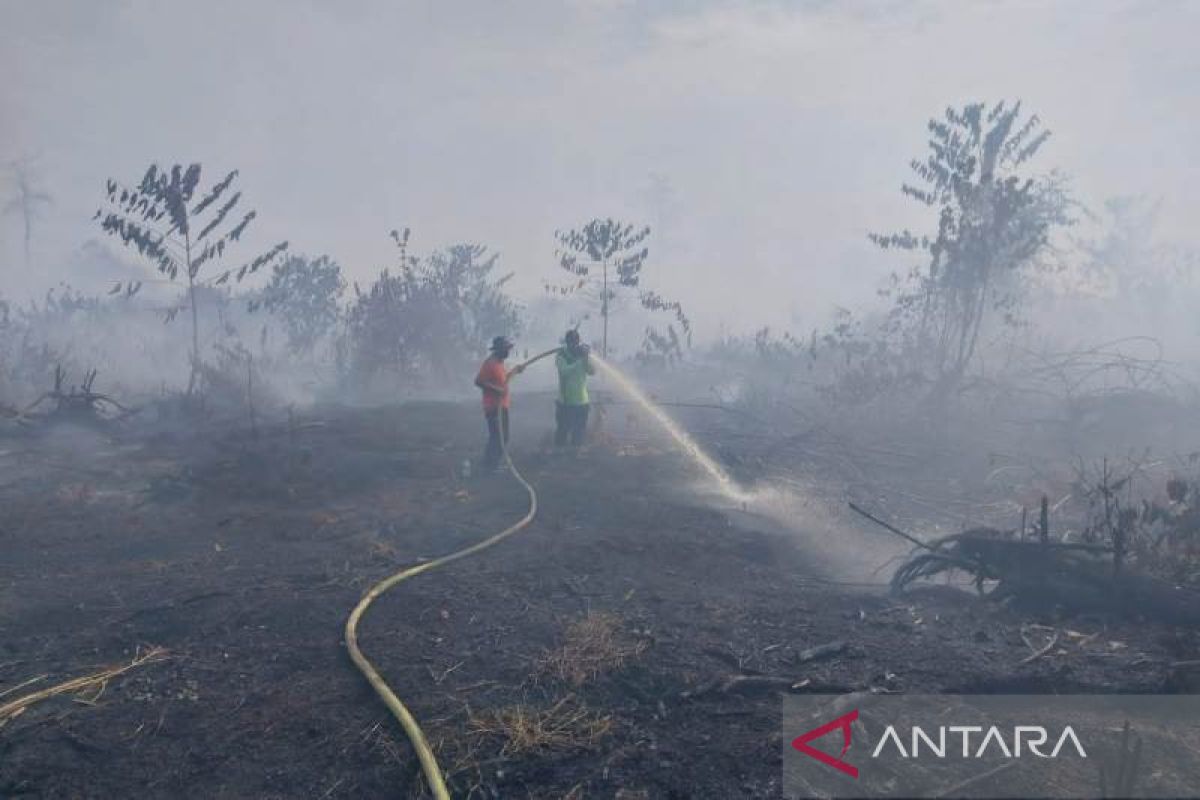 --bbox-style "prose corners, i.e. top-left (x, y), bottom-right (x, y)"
top-left (556, 349), bottom-right (594, 406)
